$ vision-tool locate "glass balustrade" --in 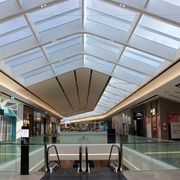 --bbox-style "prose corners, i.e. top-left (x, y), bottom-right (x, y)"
top-left (0, 134), bottom-right (179, 174)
